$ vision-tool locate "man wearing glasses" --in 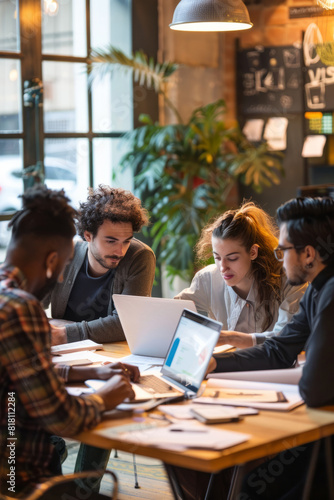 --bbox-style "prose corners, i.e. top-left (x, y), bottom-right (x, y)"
top-left (214, 196), bottom-right (334, 404)
top-left (211, 196), bottom-right (334, 499)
